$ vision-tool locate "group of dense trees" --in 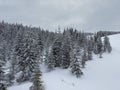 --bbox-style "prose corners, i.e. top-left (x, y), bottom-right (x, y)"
top-left (96, 31), bottom-right (120, 37)
top-left (0, 21), bottom-right (114, 90)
